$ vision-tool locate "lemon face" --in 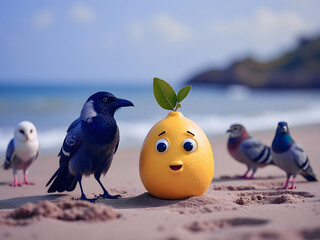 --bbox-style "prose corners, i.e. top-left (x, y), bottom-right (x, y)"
top-left (139, 111), bottom-right (214, 199)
